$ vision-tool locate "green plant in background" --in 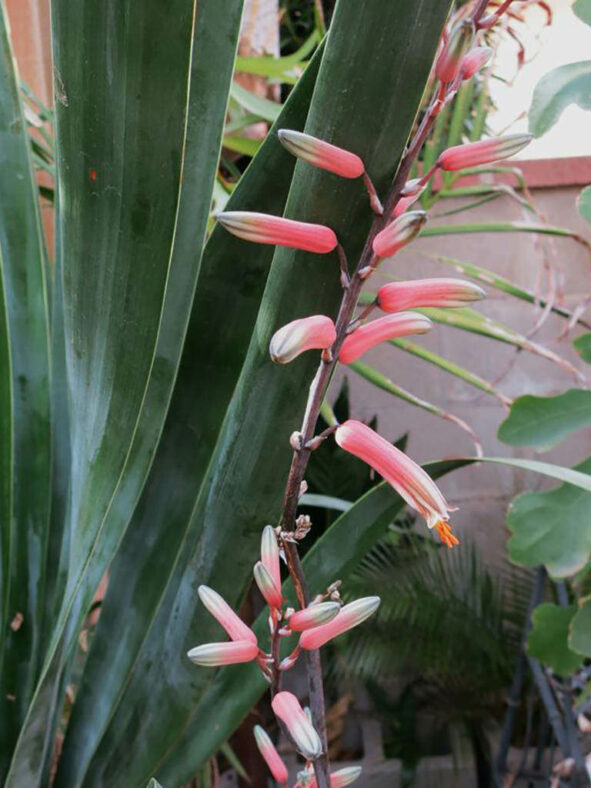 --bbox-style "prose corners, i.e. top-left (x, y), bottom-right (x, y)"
top-left (331, 535), bottom-right (531, 785)
top-left (1, 0), bottom-right (591, 786)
